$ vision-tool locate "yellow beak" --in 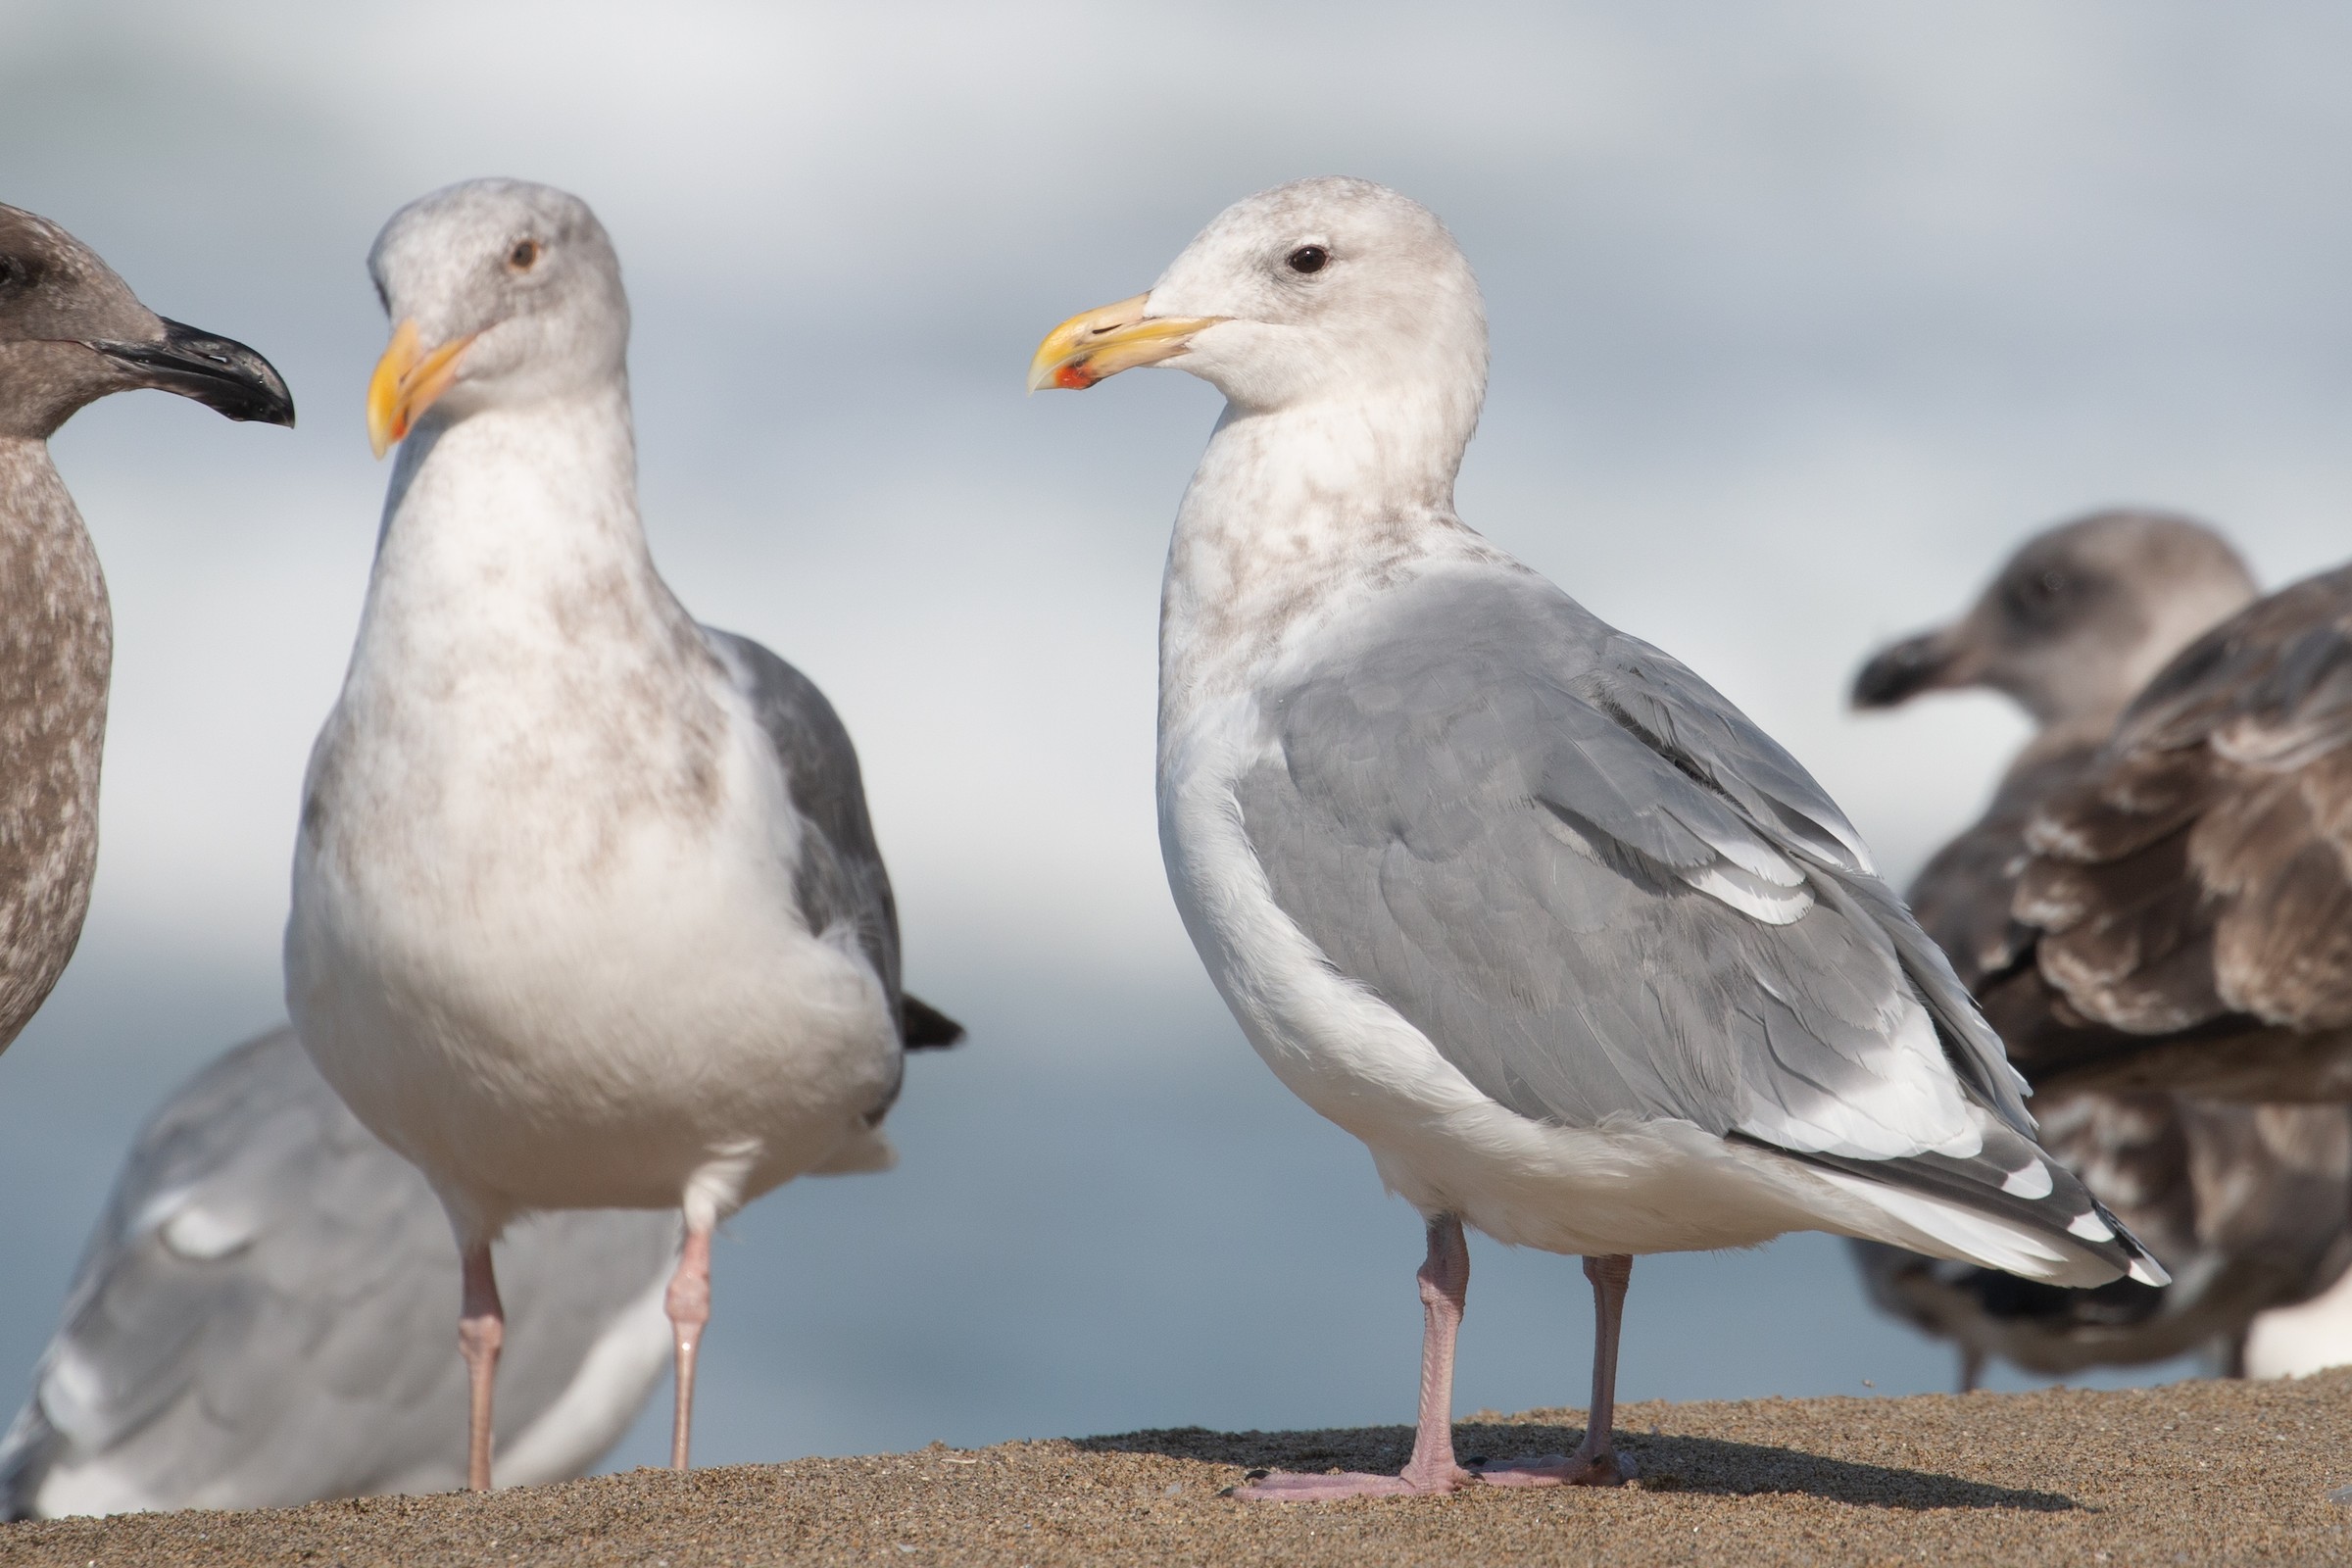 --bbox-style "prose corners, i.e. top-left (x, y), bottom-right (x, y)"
top-left (1027, 294), bottom-right (1226, 392)
top-left (366, 318), bottom-right (477, 459)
